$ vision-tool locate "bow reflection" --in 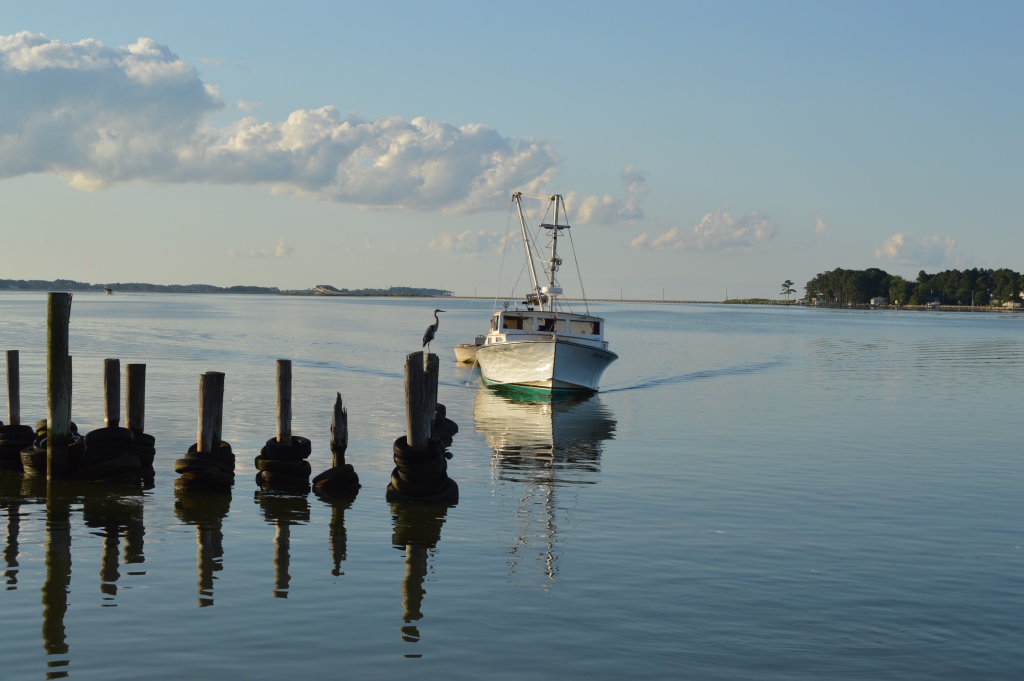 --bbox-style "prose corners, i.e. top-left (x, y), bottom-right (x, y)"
top-left (473, 388), bottom-right (616, 583)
